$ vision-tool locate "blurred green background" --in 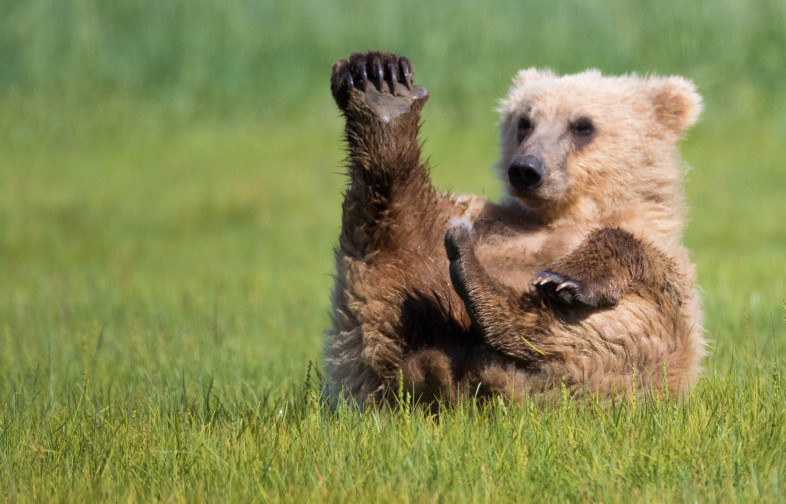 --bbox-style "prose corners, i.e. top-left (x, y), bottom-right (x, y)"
top-left (2, 0), bottom-right (786, 500)
top-left (2, 0), bottom-right (785, 396)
